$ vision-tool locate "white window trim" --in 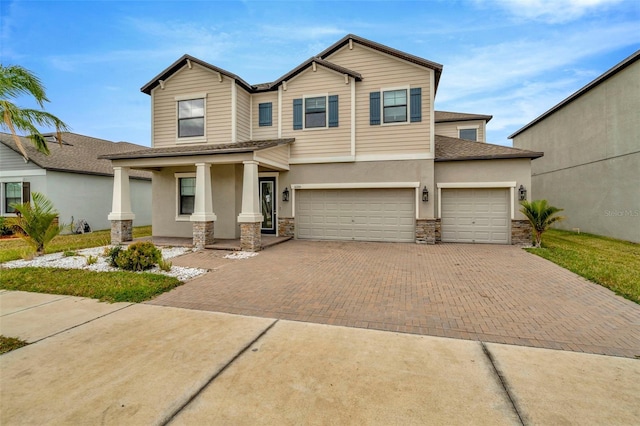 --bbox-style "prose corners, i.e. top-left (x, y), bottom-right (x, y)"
top-left (457, 125), bottom-right (479, 141)
top-left (1, 179), bottom-right (24, 217)
top-left (436, 182), bottom-right (516, 220)
top-left (381, 85), bottom-right (410, 126)
top-left (175, 93), bottom-right (208, 144)
top-left (174, 172), bottom-right (196, 221)
top-left (302, 93), bottom-right (329, 130)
